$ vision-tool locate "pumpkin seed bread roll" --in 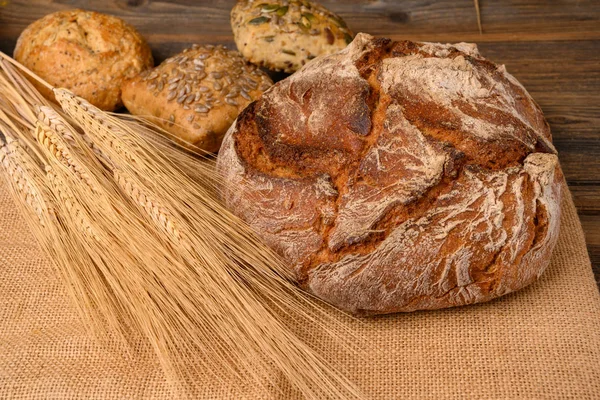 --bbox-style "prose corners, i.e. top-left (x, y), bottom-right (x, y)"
top-left (121, 45), bottom-right (273, 153)
top-left (231, 0), bottom-right (353, 73)
top-left (14, 9), bottom-right (153, 111)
